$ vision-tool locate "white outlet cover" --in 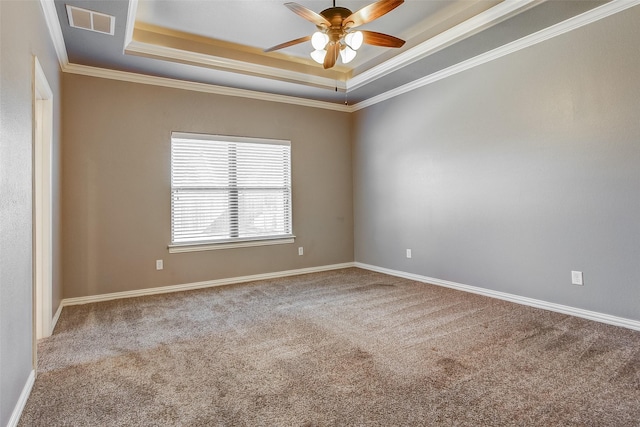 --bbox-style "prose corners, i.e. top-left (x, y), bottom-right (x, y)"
top-left (156, 260), bottom-right (164, 270)
top-left (571, 271), bottom-right (583, 285)
top-left (298, 247), bottom-right (303, 256)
